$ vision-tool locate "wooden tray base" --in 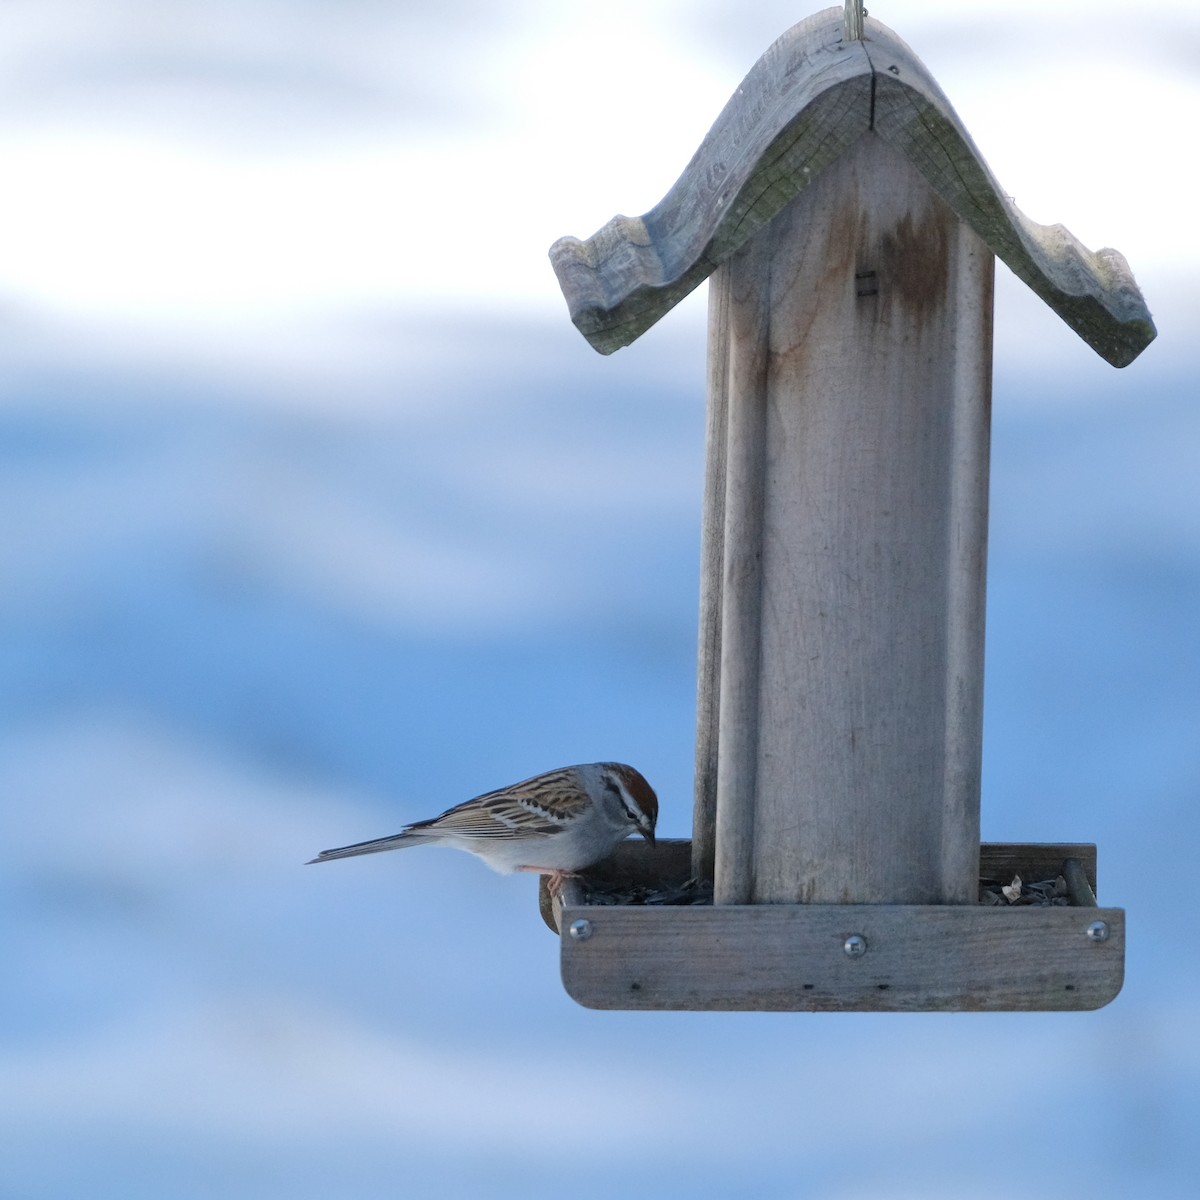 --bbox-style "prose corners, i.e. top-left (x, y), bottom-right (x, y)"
top-left (541, 840), bottom-right (1124, 1012)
